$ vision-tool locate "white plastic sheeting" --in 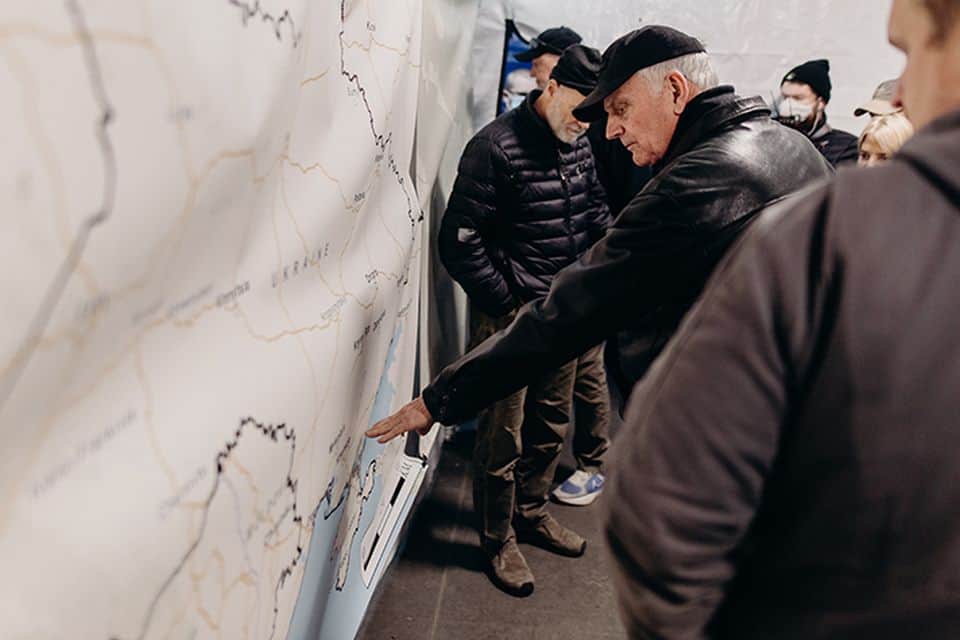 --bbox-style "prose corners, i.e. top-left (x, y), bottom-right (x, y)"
top-left (416, 0), bottom-right (480, 379)
top-left (471, 0), bottom-right (903, 136)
